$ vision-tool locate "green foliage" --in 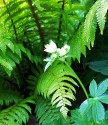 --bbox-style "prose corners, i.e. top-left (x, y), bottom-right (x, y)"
top-left (72, 79), bottom-right (108, 125)
top-left (0, 31), bottom-right (34, 76)
top-left (27, 65), bottom-right (43, 95)
top-left (0, 90), bottom-right (22, 106)
top-left (36, 60), bottom-right (79, 118)
top-left (0, 96), bottom-right (35, 125)
top-left (70, 0), bottom-right (108, 61)
top-left (35, 96), bottom-right (61, 125)
top-left (36, 96), bottom-right (72, 125)
top-left (0, 0), bottom-right (108, 124)
top-left (83, 0), bottom-right (108, 46)
top-left (88, 60), bottom-right (108, 75)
